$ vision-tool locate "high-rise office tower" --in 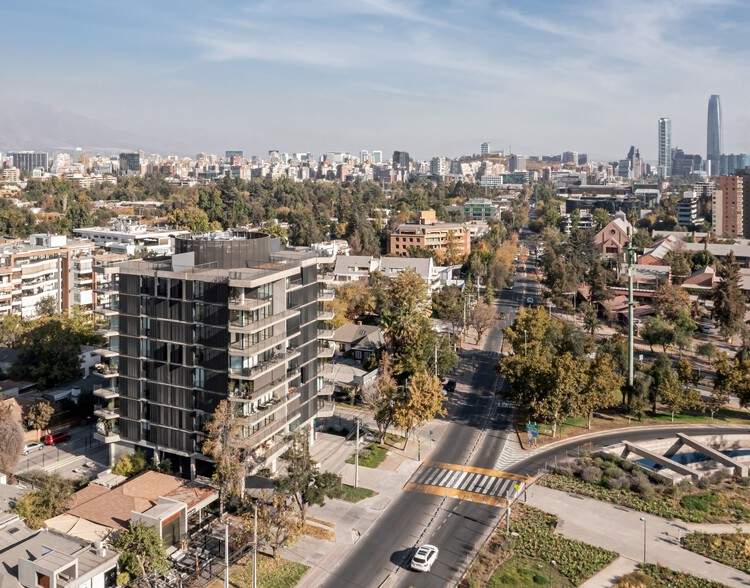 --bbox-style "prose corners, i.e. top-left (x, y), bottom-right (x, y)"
top-left (371, 150), bottom-right (383, 165)
top-left (657, 117), bottom-right (672, 178)
top-left (10, 151), bottom-right (48, 174)
top-left (480, 142), bottom-right (490, 156)
top-left (392, 151), bottom-right (410, 168)
top-left (707, 95), bottom-right (722, 176)
top-left (93, 230), bottom-right (334, 477)
top-left (119, 152), bottom-right (142, 176)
